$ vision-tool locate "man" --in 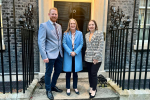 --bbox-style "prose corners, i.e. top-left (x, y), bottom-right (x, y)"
top-left (38, 7), bottom-right (63, 100)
